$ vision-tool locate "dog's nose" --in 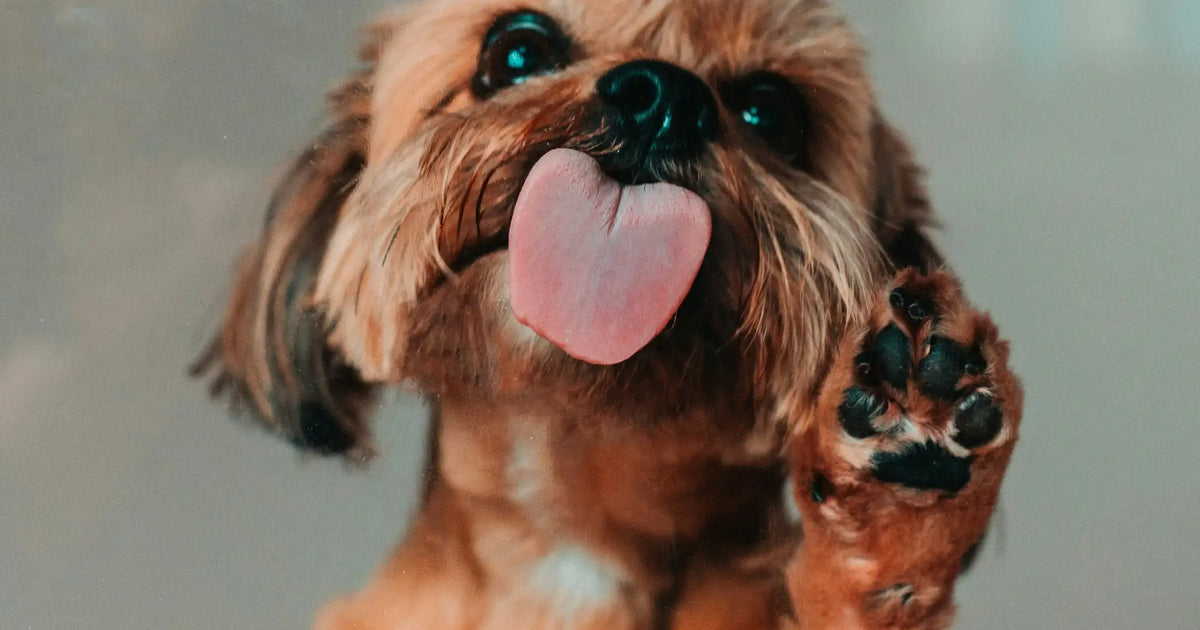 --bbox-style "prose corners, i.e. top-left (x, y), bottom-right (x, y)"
top-left (597, 60), bottom-right (718, 160)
